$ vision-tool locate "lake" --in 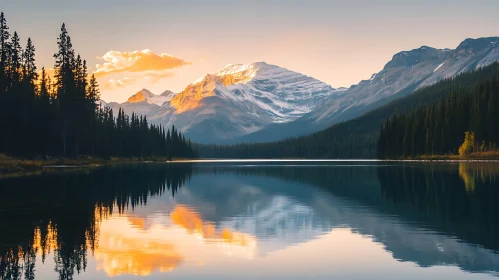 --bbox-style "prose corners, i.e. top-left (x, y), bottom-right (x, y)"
top-left (1, 161), bottom-right (499, 279)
